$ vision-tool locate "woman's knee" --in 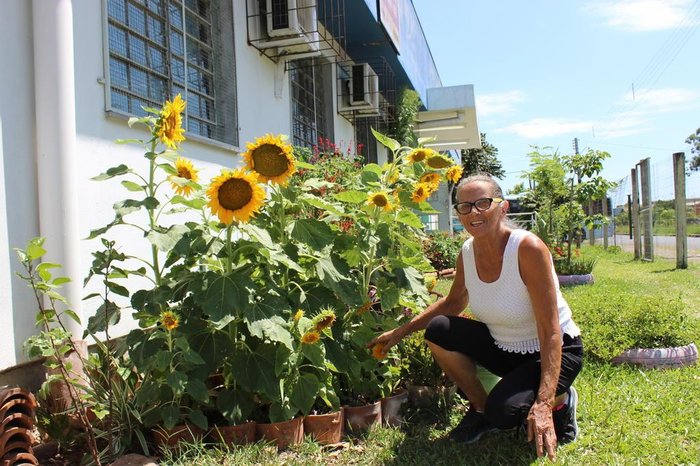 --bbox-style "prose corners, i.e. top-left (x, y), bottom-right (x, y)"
top-left (424, 315), bottom-right (451, 346)
top-left (484, 391), bottom-right (531, 429)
